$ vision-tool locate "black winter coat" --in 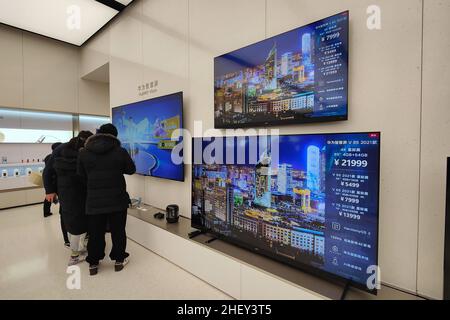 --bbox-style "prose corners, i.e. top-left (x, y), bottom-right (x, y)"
top-left (53, 144), bottom-right (87, 235)
top-left (43, 144), bottom-right (66, 194)
top-left (77, 134), bottom-right (136, 215)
